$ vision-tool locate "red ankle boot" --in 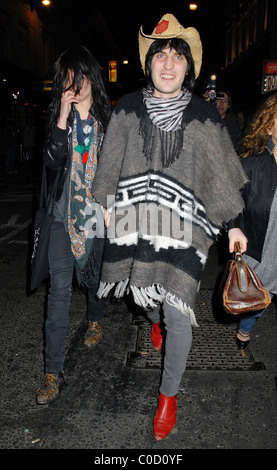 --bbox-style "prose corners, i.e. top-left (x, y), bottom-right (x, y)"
top-left (153, 393), bottom-right (178, 441)
top-left (151, 322), bottom-right (163, 350)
